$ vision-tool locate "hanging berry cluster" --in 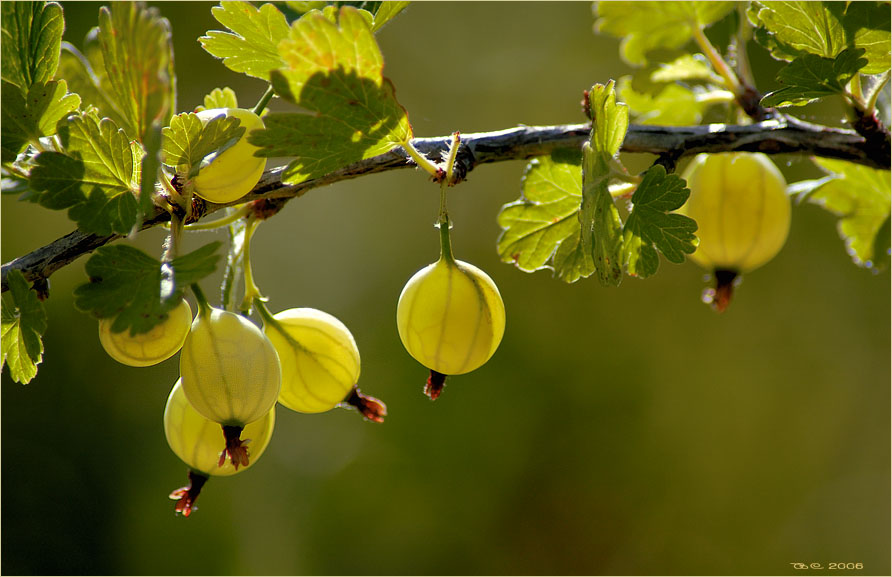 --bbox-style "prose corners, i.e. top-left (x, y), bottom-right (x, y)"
top-left (97, 125), bottom-right (503, 516)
